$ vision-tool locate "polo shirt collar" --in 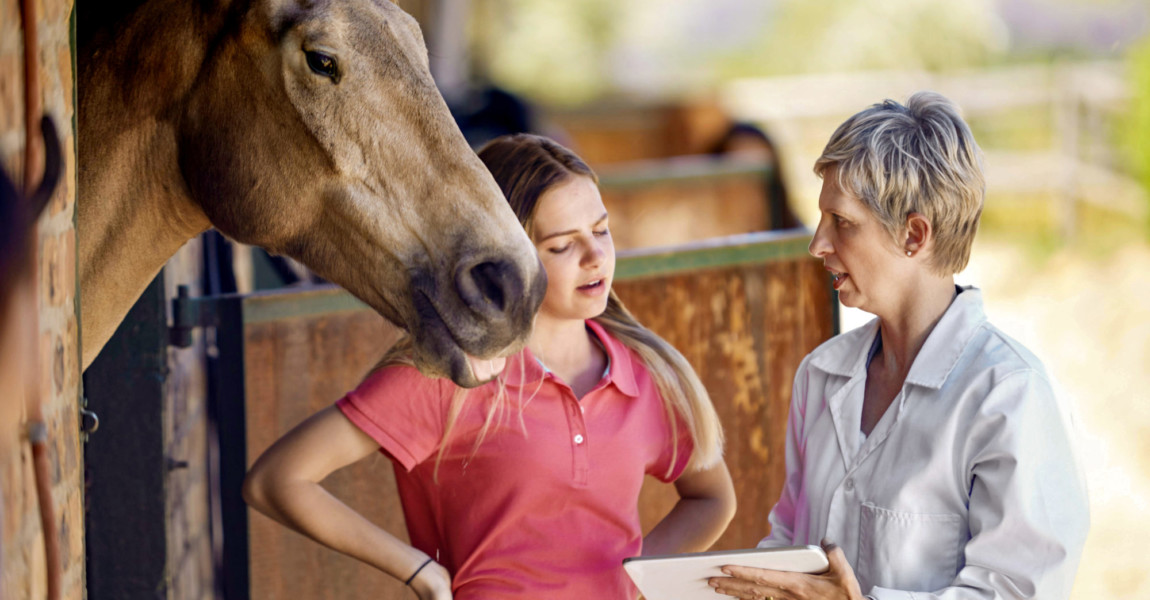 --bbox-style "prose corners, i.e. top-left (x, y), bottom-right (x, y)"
top-left (502, 319), bottom-right (641, 398)
top-left (587, 319), bottom-right (640, 398)
top-left (808, 286), bottom-right (987, 390)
